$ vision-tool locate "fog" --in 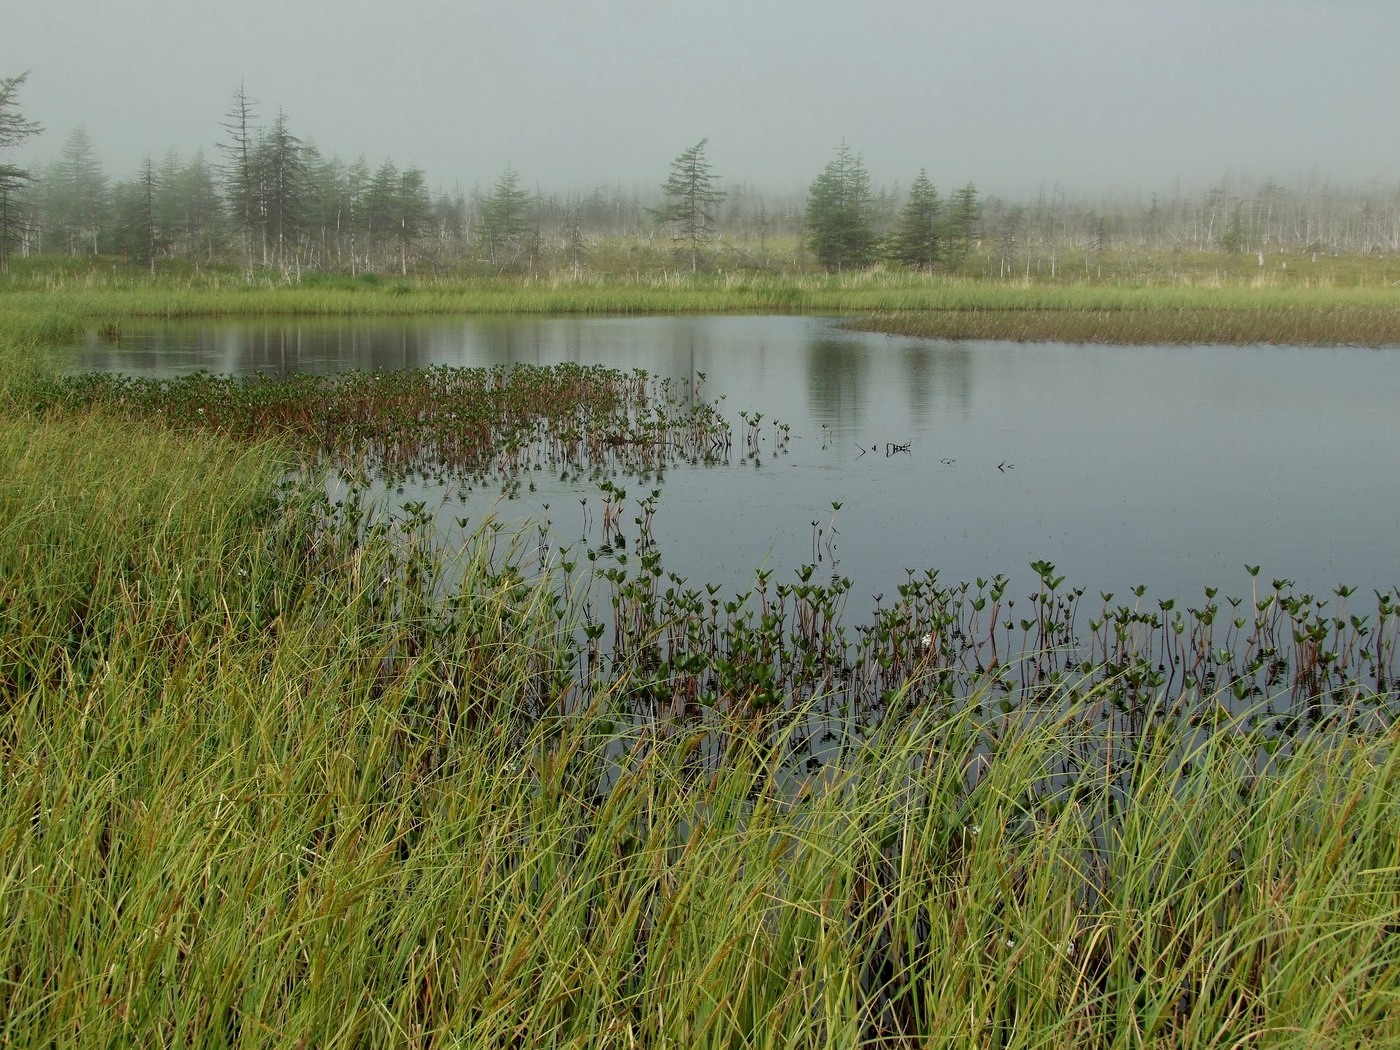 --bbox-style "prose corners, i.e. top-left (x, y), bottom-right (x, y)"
top-left (6, 0), bottom-right (1399, 199)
